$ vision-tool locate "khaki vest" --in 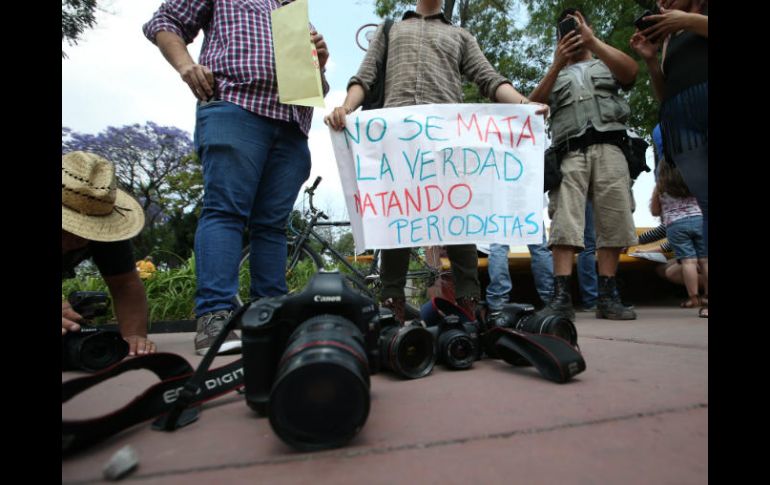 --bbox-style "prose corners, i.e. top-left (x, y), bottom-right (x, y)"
top-left (548, 59), bottom-right (631, 146)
